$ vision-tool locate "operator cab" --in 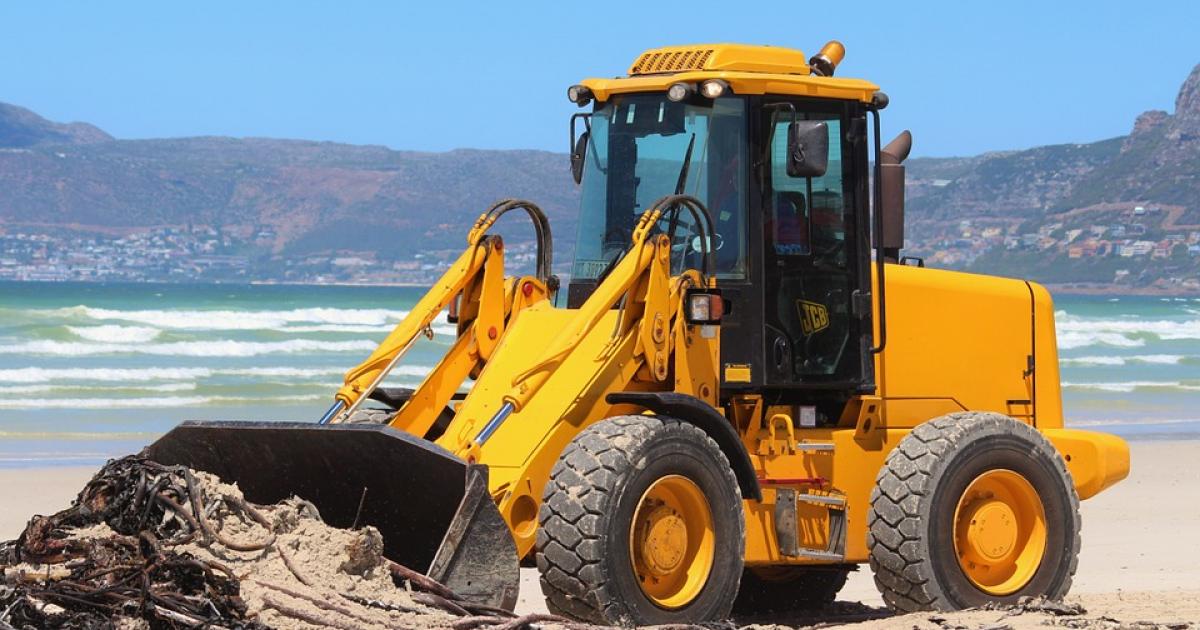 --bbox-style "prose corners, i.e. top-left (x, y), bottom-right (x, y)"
top-left (566, 43), bottom-right (903, 415)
